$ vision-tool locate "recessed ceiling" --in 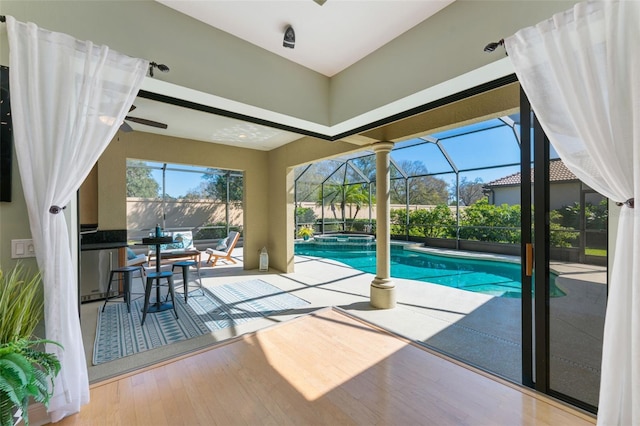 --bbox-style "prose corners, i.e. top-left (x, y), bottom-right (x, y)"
top-left (155, 0), bottom-right (455, 77)
top-left (125, 97), bottom-right (304, 151)
top-left (127, 1), bottom-right (459, 150)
